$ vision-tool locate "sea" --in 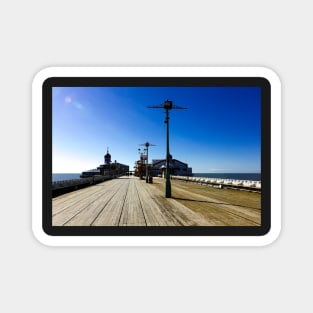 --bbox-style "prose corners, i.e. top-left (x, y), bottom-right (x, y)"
top-left (53, 172), bottom-right (261, 182)
top-left (193, 173), bottom-right (261, 181)
top-left (52, 173), bottom-right (80, 182)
